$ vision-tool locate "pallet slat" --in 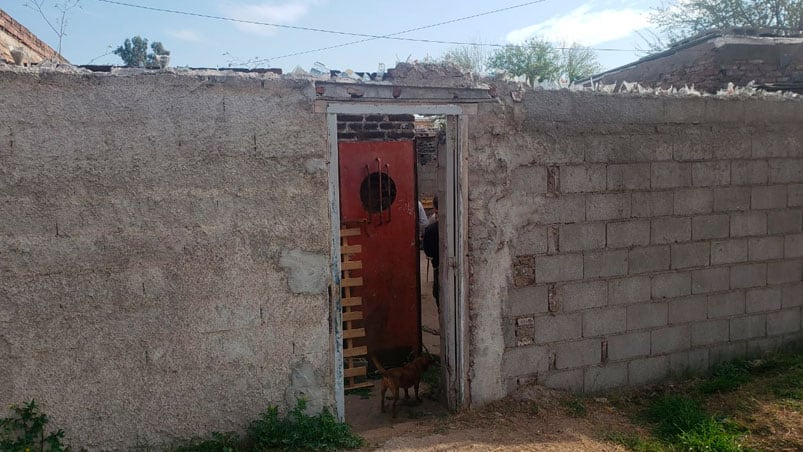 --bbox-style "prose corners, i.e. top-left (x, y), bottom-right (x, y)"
top-left (344, 366), bottom-right (367, 378)
top-left (341, 277), bottom-right (363, 288)
top-left (342, 297), bottom-right (362, 307)
top-left (341, 244), bottom-right (361, 255)
top-left (343, 311), bottom-right (363, 322)
top-left (340, 228), bottom-right (362, 237)
top-left (343, 345), bottom-right (368, 358)
top-left (341, 261), bottom-right (362, 271)
top-left (345, 381), bottom-right (374, 390)
top-left (343, 328), bottom-right (365, 339)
